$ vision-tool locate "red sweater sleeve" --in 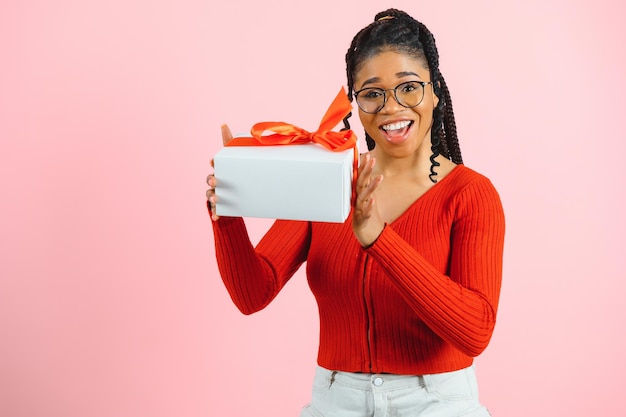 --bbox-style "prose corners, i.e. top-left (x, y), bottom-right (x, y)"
top-left (365, 177), bottom-right (505, 357)
top-left (211, 214), bottom-right (311, 315)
